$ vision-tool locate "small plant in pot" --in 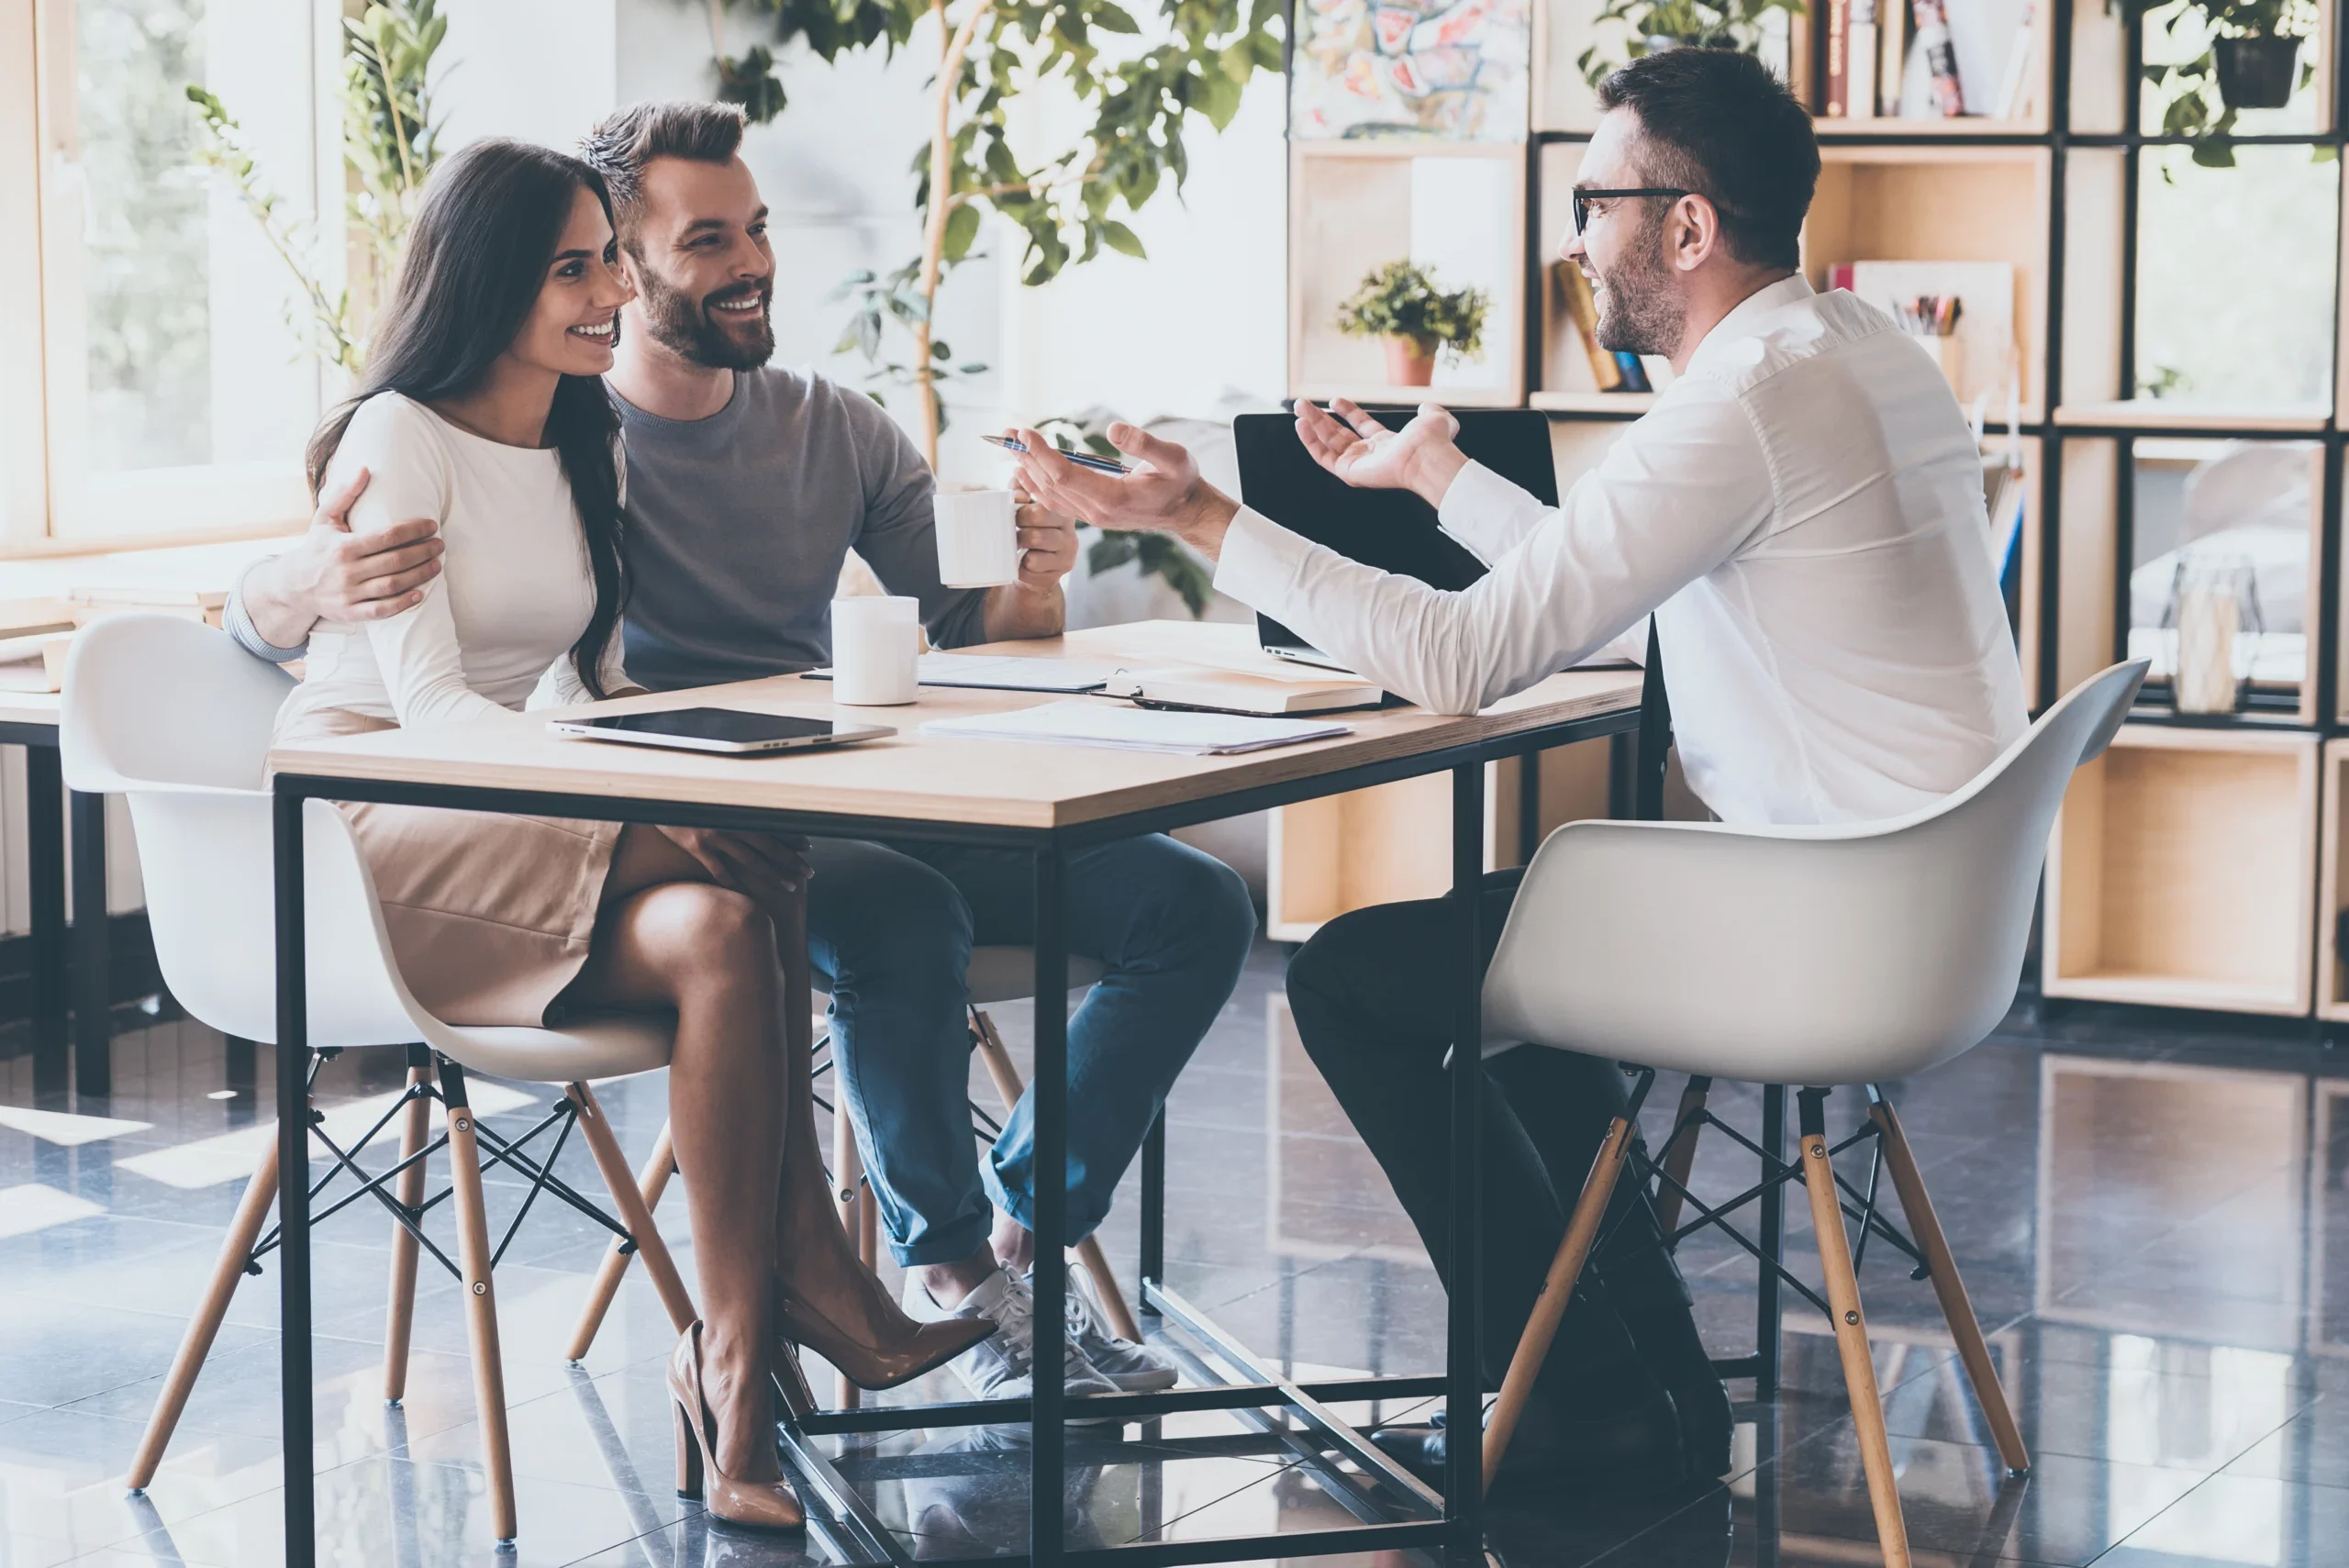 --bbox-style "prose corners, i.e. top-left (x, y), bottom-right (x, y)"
top-left (1334, 261), bottom-right (1489, 388)
top-left (2136, 0), bottom-right (2318, 165)
top-left (1577, 0), bottom-right (1806, 90)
